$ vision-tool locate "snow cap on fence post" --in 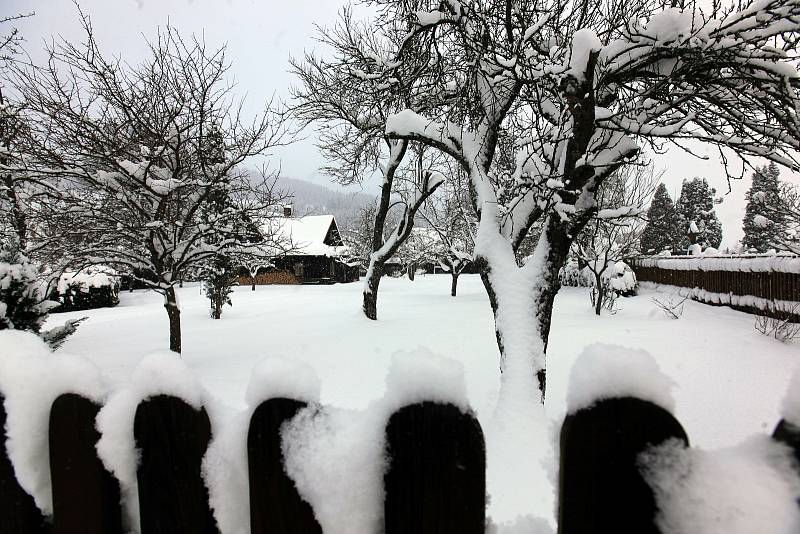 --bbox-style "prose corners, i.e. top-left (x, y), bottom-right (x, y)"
top-left (0, 330), bottom-right (107, 516)
top-left (245, 356), bottom-right (321, 406)
top-left (781, 365), bottom-right (800, 429)
top-left (279, 347), bottom-right (471, 534)
top-left (95, 351), bottom-right (209, 533)
top-left (566, 343), bottom-right (675, 414)
top-left (204, 356), bottom-right (322, 534)
top-left (383, 347), bottom-right (469, 412)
